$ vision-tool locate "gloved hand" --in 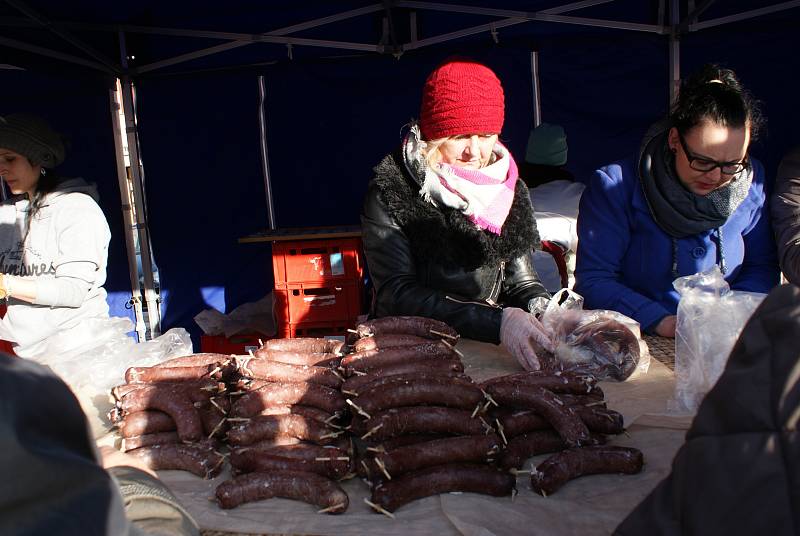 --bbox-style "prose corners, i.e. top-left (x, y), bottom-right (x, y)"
top-left (500, 307), bottom-right (555, 371)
